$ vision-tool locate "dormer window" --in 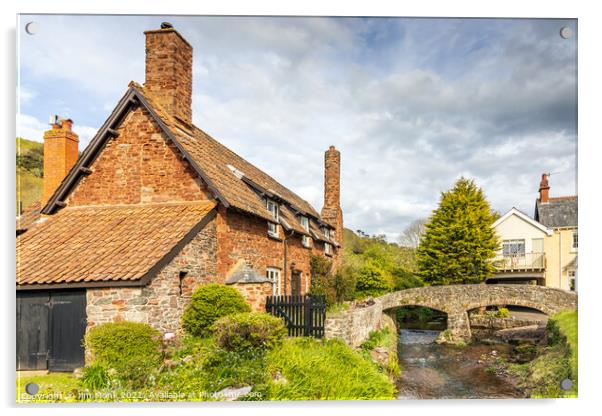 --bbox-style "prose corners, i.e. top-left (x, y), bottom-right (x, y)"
top-left (325, 242), bottom-right (333, 256)
top-left (266, 198), bottom-right (279, 238)
top-left (299, 216), bottom-right (311, 248)
top-left (323, 227), bottom-right (331, 240)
